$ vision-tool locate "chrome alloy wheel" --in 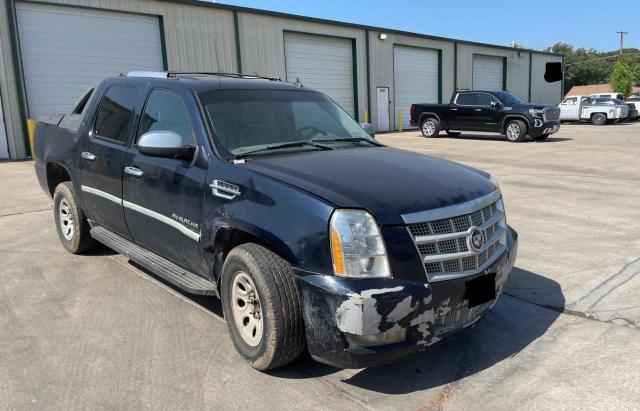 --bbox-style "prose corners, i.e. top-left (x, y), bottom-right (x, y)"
top-left (506, 123), bottom-right (521, 140)
top-left (422, 120), bottom-right (436, 136)
top-left (231, 271), bottom-right (263, 346)
top-left (59, 198), bottom-right (75, 241)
